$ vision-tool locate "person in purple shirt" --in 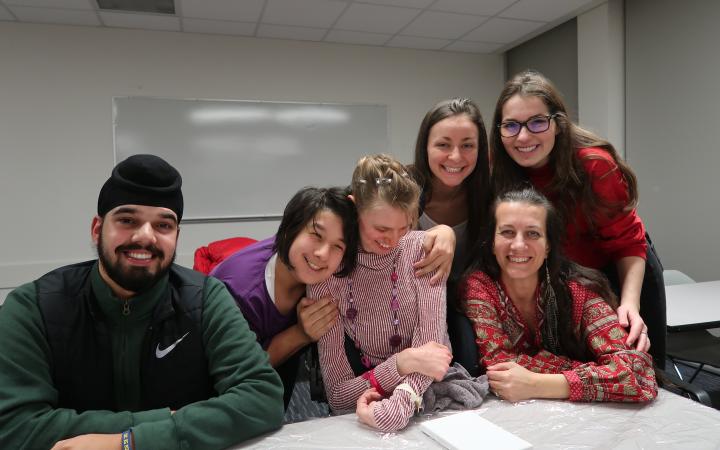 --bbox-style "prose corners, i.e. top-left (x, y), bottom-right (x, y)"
top-left (211, 186), bottom-right (359, 406)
